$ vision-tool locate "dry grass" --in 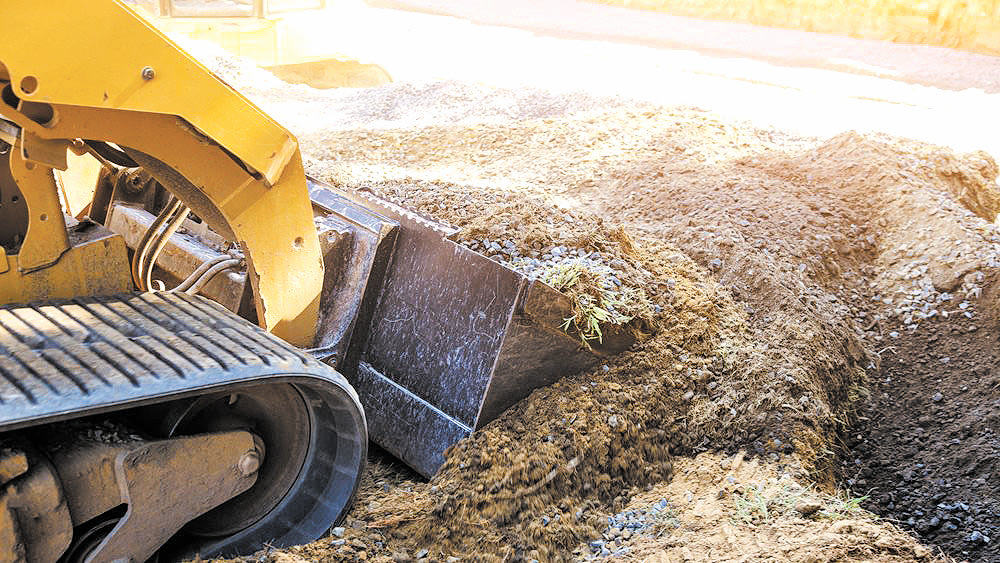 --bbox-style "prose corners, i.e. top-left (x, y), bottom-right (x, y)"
top-left (590, 0), bottom-right (1000, 55)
